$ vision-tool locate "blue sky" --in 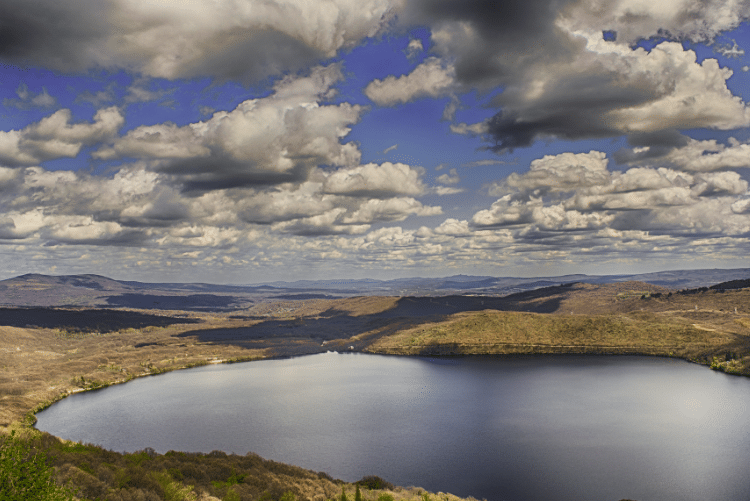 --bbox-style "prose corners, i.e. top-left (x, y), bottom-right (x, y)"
top-left (1, 0), bottom-right (749, 283)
